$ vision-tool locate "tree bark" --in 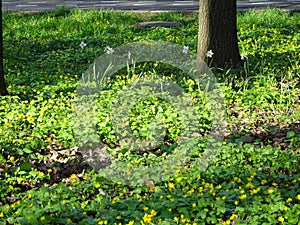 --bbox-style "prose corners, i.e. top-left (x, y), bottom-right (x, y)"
top-left (197, 0), bottom-right (241, 68)
top-left (0, 0), bottom-right (8, 96)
